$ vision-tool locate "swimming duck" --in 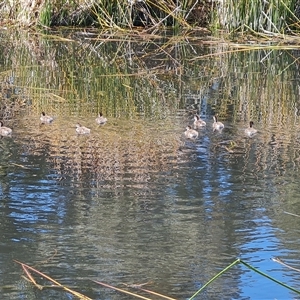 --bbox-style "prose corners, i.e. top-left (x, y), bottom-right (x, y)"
top-left (95, 113), bottom-right (107, 125)
top-left (185, 126), bottom-right (198, 139)
top-left (213, 115), bottom-right (224, 131)
top-left (76, 123), bottom-right (91, 135)
top-left (40, 112), bottom-right (54, 123)
top-left (0, 121), bottom-right (12, 136)
top-left (245, 121), bottom-right (257, 137)
top-left (194, 115), bottom-right (206, 128)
